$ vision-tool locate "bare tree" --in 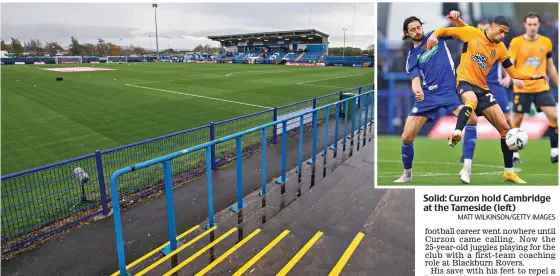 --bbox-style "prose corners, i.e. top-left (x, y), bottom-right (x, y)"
top-left (193, 44), bottom-right (205, 52)
top-left (133, 46), bottom-right (146, 55)
top-left (45, 41), bottom-right (63, 56)
top-left (96, 38), bottom-right (109, 56)
top-left (82, 43), bottom-right (96, 56)
top-left (24, 39), bottom-right (44, 56)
